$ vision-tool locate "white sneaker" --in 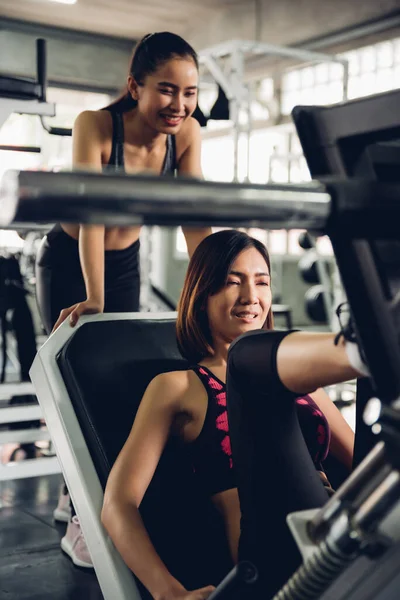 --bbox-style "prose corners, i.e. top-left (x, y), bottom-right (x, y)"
top-left (61, 515), bottom-right (94, 569)
top-left (53, 485), bottom-right (72, 523)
